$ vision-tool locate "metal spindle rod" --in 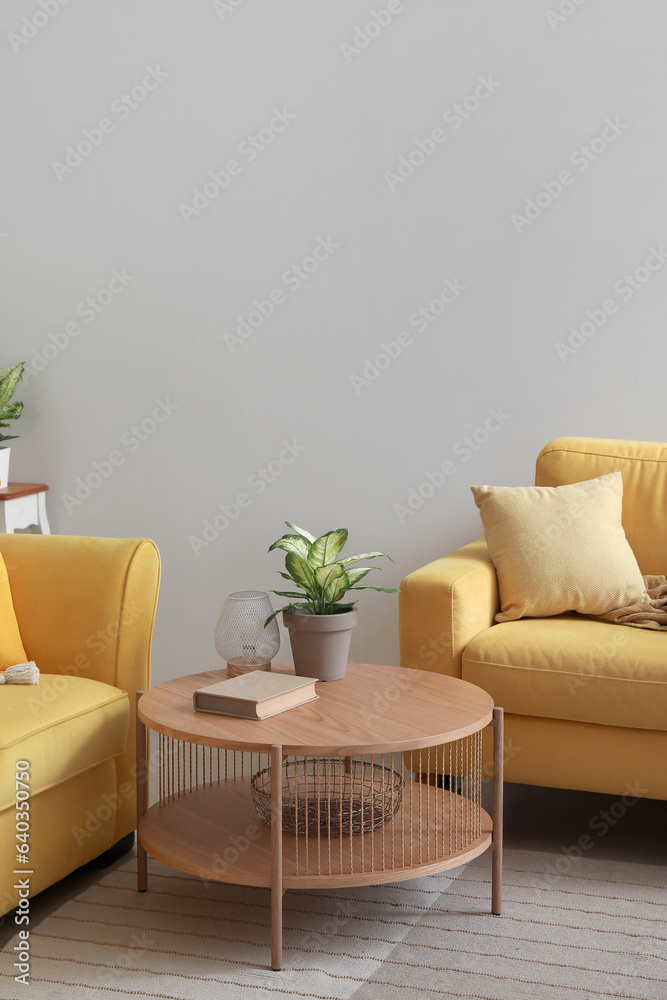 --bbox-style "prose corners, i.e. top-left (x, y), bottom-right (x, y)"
top-left (271, 745), bottom-right (283, 970)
